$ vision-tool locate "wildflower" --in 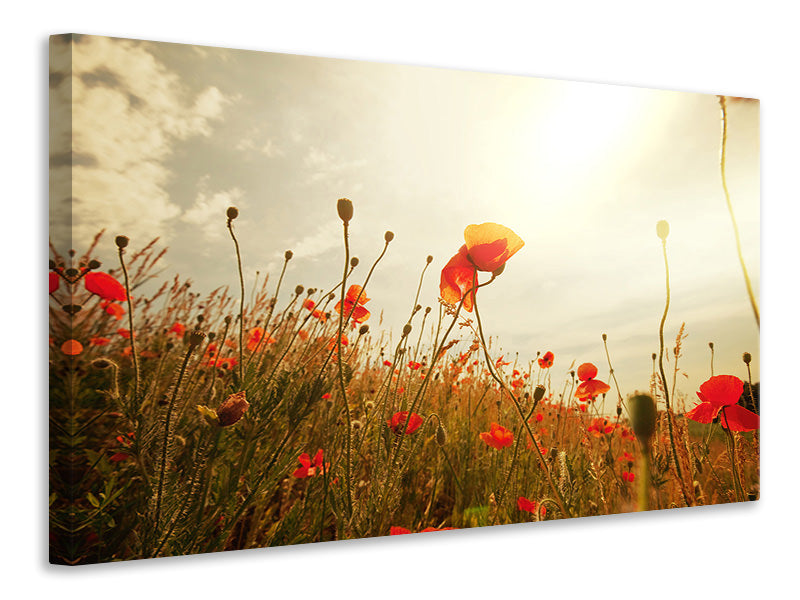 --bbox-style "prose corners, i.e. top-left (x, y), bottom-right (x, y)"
top-left (169, 322), bottom-right (186, 336)
top-left (61, 339), bottom-right (83, 356)
top-left (292, 449), bottom-right (327, 478)
top-left (89, 336), bottom-right (110, 346)
top-left (246, 327), bottom-right (275, 351)
top-left (618, 451), bottom-right (635, 463)
top-left (440, 223), bottom-right (524, 312)
top-left (49, 272), bottom-right (59, 294)
top-left (575, 362), bottom-right (610, 402)
top-left (622, 471), bottom-right (635, 483)
top-left (298, 329), bottom-right (309, 341)
top-left (388, 411), bottom-right (423, 435)
top-left (538, 351), bottom-right (554, 368)
top-left (102, 301), bottom-right (125, 320)
top-left (84, 271), bottom-right (127, 302)
top-left (117, 328), bottom-right (132, 339)
top-left (217, 391), bottom-right (249, 426)
top-left (383, 360), bottom-right (393, 367)
top-left (408, 360), bottom-right (421, 370)
top-left (390, 526), bottom-right (412, 535)
top-left (303, 298), bottom-right (316, 311)
top-left (480, 422), bottom-right (514, 449)
top-left (587, 417), bottom-right (615, 437)
top-left (335, 284), bottom-right (371, 324)
top-left (494, 355), bottom-right (510, 369)
top-left (685, 375), bottom-right (759, 432)
top-left (517, 496), bottom-right (547, 518)
top-left (535, 412), bottom-right (544, 423)
top-left (312, 309), bottom-right (327, 322)
top-left (322, 393), bottom-right (331, 400)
